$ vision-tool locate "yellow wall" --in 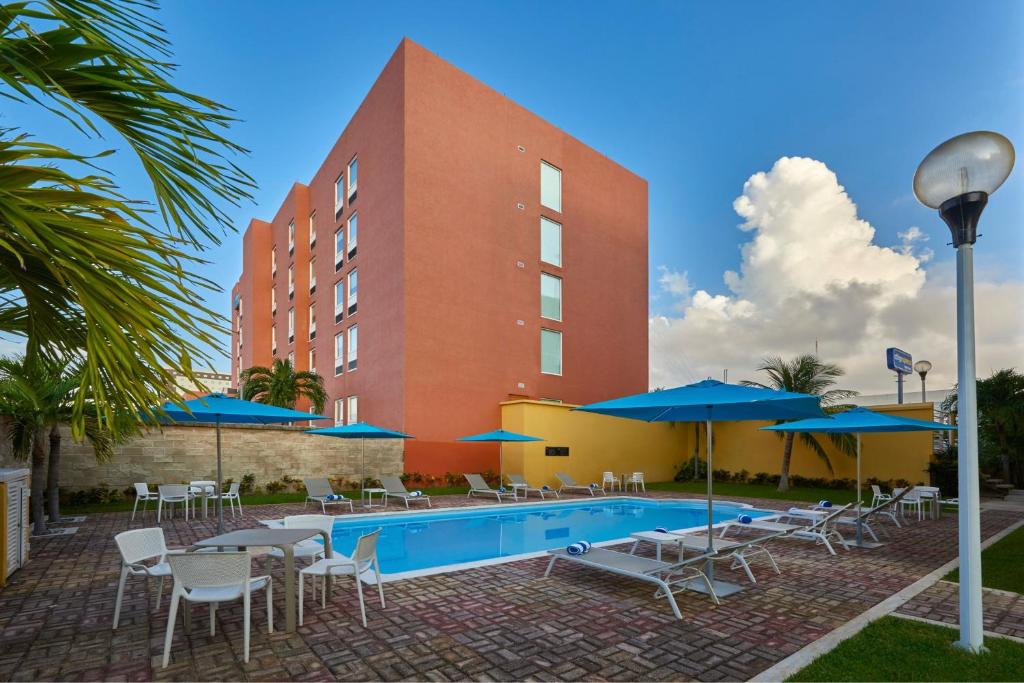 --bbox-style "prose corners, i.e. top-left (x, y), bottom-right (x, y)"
top-left (500, 400), bottom-right (937, 488)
